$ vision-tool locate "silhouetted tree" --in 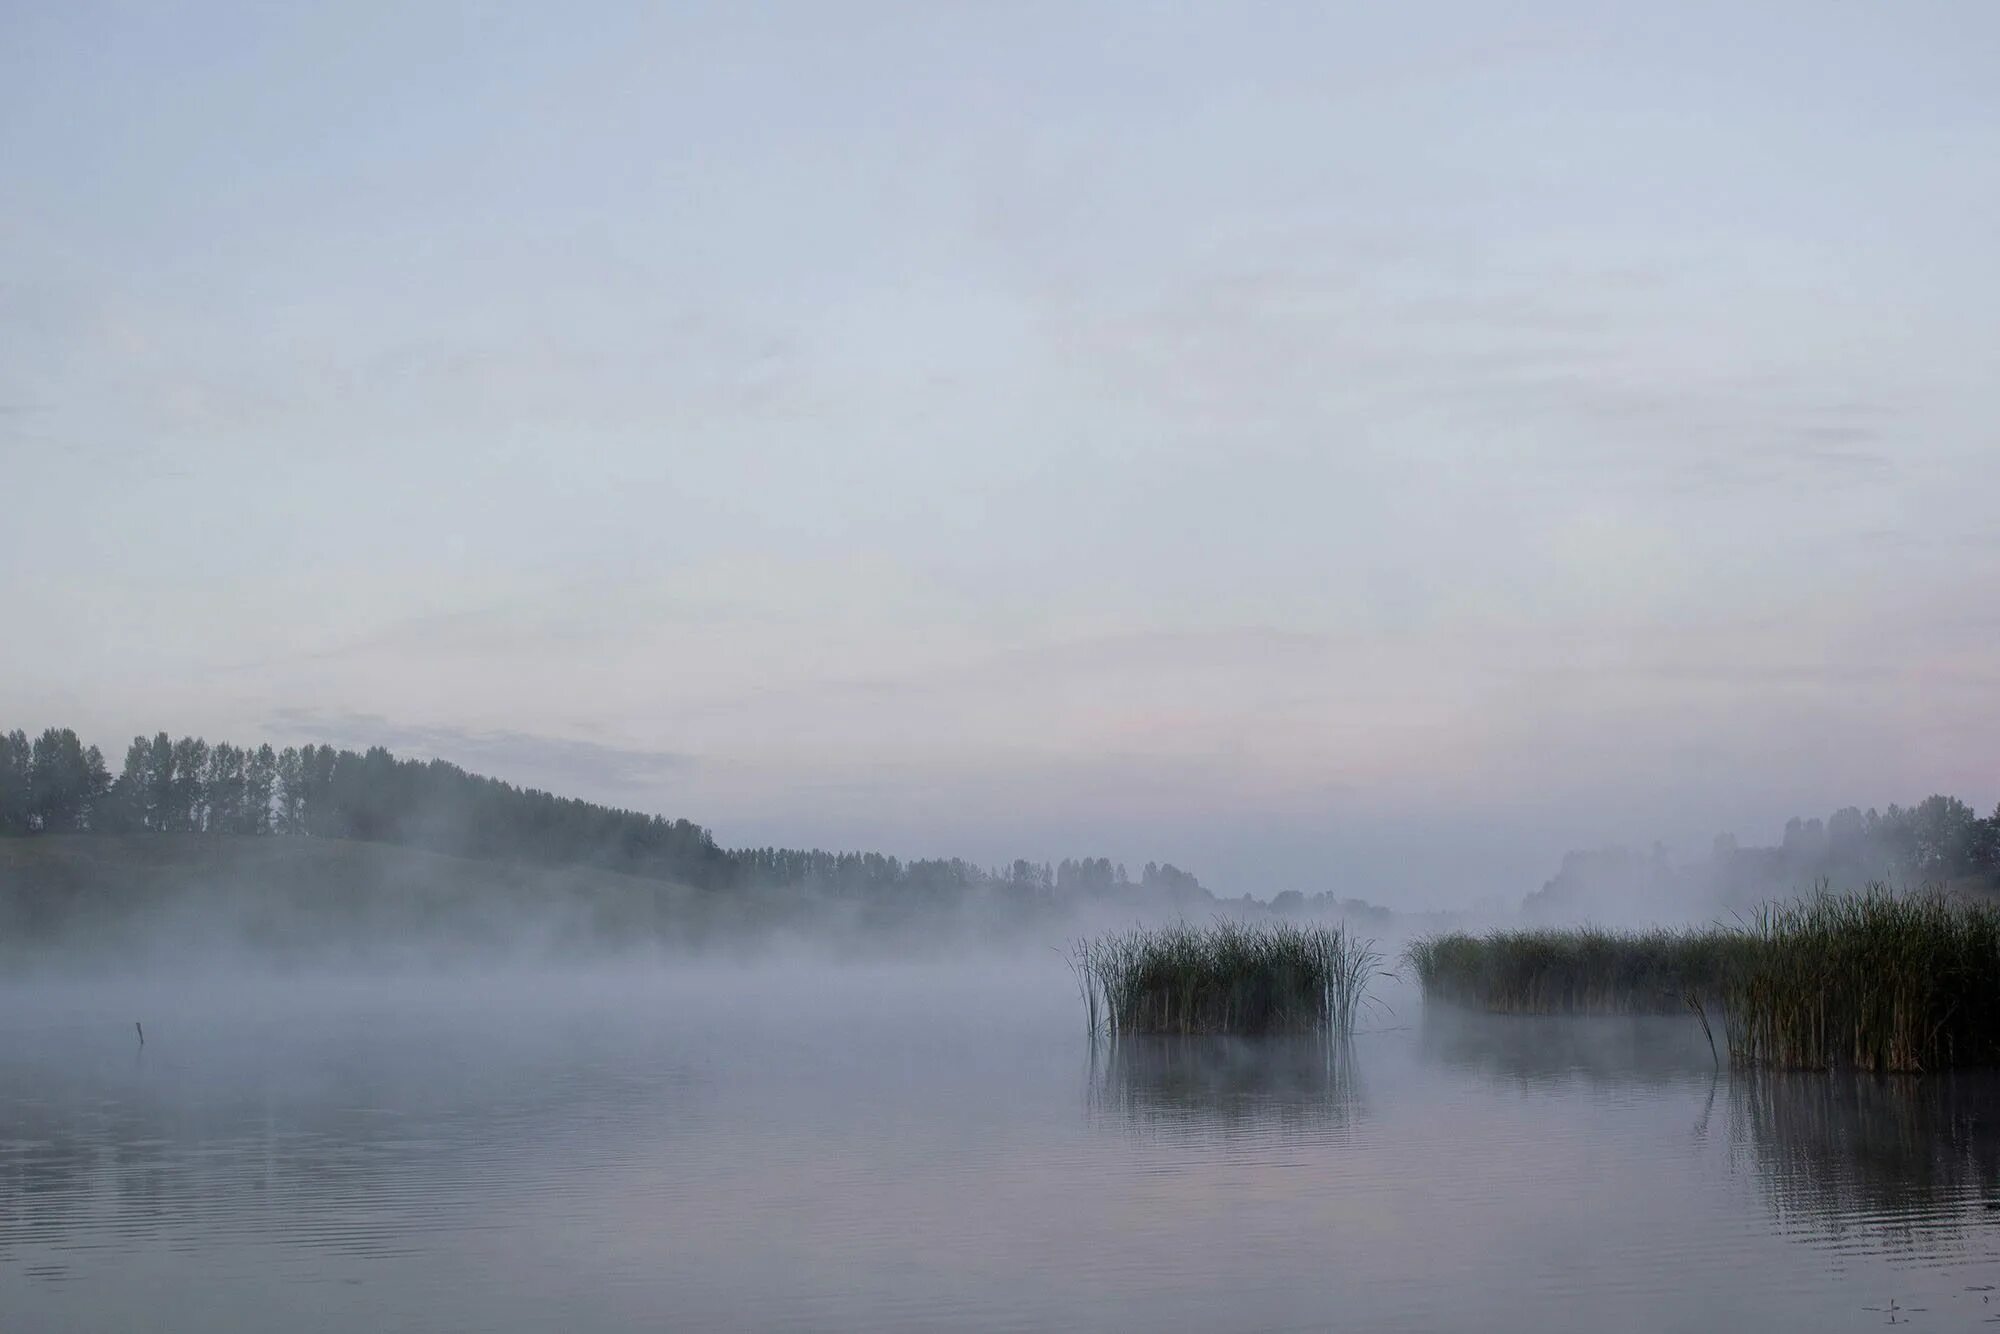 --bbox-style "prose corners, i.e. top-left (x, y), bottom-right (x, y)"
top-left (274, 745), bottom-right (305, 833)
top-left (243, 744), bottom-right (276, 834)
top-left (27, 728), bottom-right (108, 831)
top-left (205, 742), bottom-right (244, 833)
top-left (92, 736), bottom-right (154, 832)
top-left (1909, 795), bottom-right (1978, 879)
top-left (169, 736), bottom-right (208, 832)
top-left (0, 730), bottom-right (32, 833)
top-left (1972, 805), bottom-right (2000, 883)
top-left (144, 733), bottom-right (174, 830)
